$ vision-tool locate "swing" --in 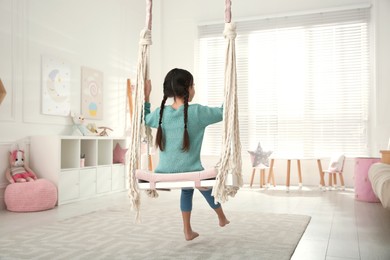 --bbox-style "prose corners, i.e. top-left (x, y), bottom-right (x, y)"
top-left (136, 168), bottom-right (238, 190)
top-left (128, 0), bottom-right (242, 217)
